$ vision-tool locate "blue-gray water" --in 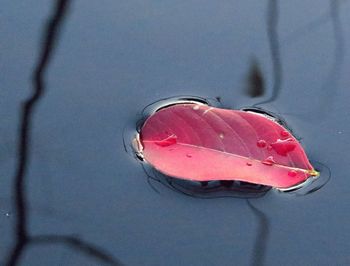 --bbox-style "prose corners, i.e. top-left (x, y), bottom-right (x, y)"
top-left (1, 0), bottom-right (350, 265)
